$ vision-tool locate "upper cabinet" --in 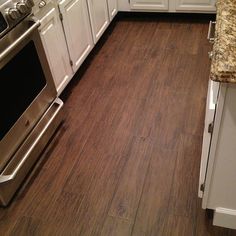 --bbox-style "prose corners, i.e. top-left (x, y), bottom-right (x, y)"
top-left (87, 0), bottom-right (110, 43)
top-left (38, 6), bottom-right (73, 94)
top-left (58, 0), bottom-right (94, 72)
top-left (130, 0), bottom-right (168, 10)
top-left (107, 0), bottom-right (118, 21)
top-left (175, 0), bottom-right (216, 12)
